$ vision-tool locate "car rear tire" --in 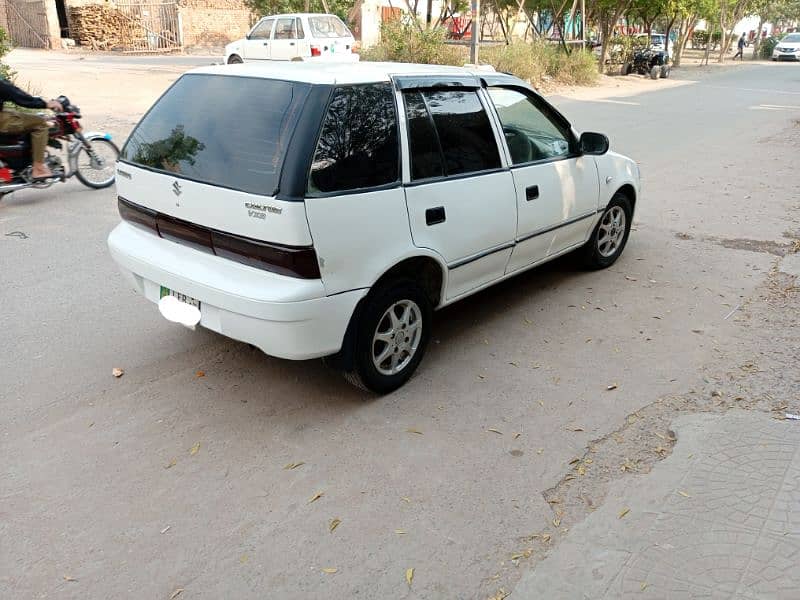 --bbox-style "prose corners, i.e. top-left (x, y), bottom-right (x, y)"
top-left (650, 65), bottom-right (660, 79)
top-left (582, 193), bottom-right (633, 270)
top-left (343, 280), bottom-right (432, 394)
top-left (660, 65), bottom-right (671, 78)
top-left (227, 55), bottom-right (243, 64)
top-left (621, 62), bottom-right (632, 76)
